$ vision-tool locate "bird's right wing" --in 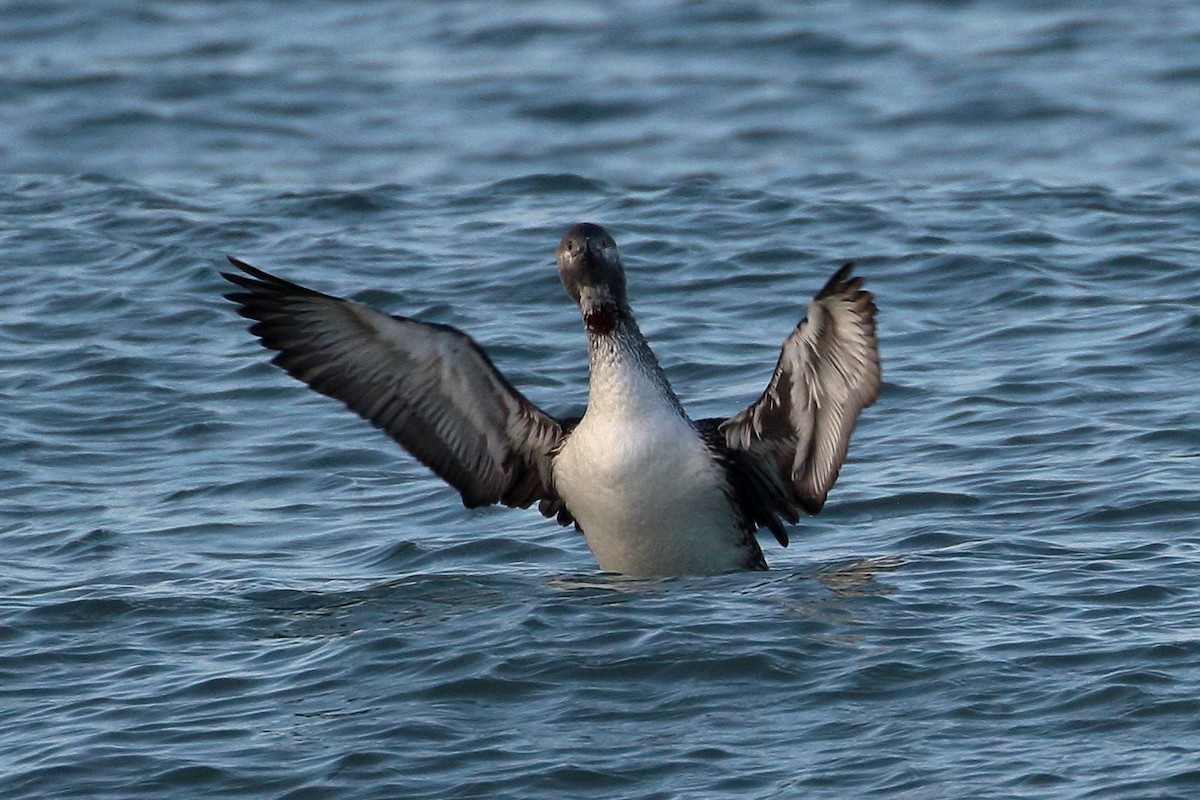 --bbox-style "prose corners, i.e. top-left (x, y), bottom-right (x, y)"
top-left (223, 258), bottom-right (566, 511)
